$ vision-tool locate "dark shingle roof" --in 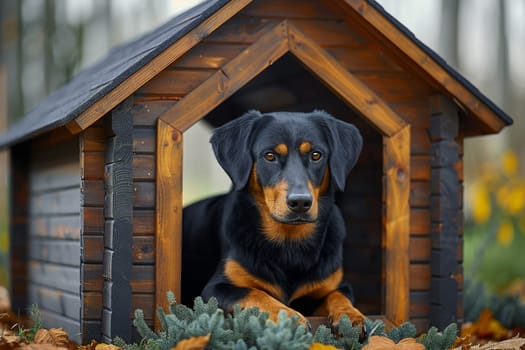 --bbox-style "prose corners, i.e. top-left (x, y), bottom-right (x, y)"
top-left (0, 0), bottom-right (512, 148)
top-left (0, 0), bottom-right (228, 148)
